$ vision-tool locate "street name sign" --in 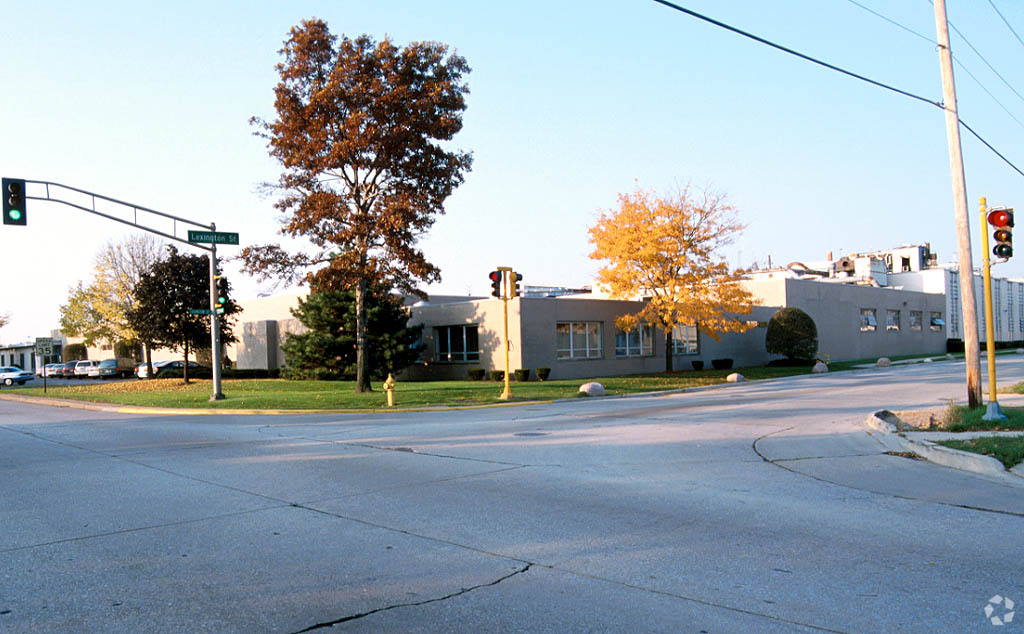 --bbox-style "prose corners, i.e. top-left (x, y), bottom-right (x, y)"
top-left (188, 230), bottom-right (239, 245)
top-left (189, 308), bottom-right (213, 315)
